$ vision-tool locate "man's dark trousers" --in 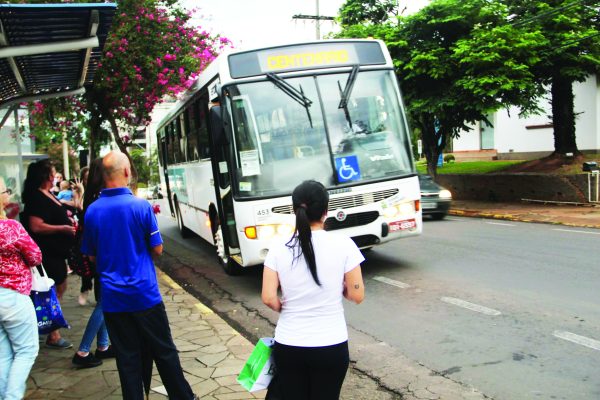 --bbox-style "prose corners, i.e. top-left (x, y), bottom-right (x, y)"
top-left (104, 302), bottom-right (194, 400)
